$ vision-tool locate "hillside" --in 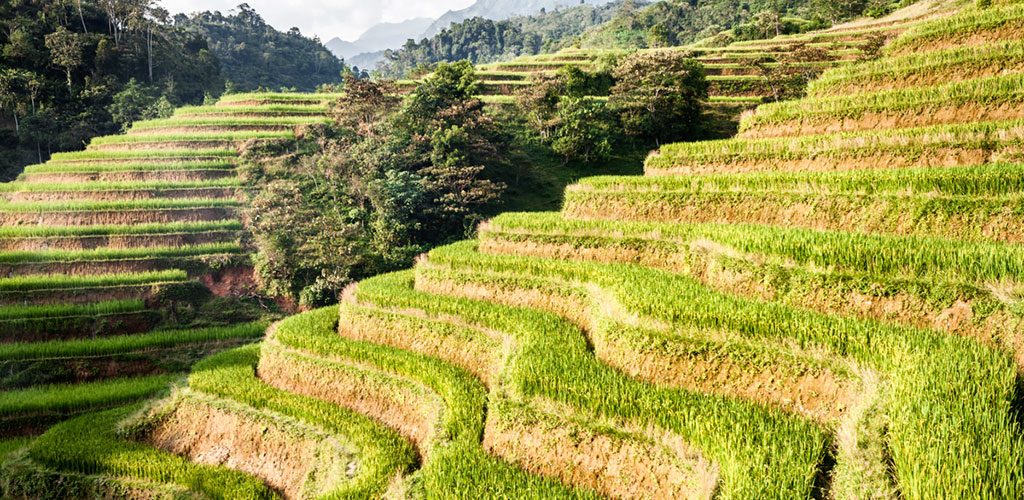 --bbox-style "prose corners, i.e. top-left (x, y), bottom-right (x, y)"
top-left (423, 0), bottom-right (616, 37)
top-left (2, 0), bottom-right (1024, 498)
top-left (174, 6), bottom-right (348, 92)
top-left (0, 92), bottom-right (341, 446)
